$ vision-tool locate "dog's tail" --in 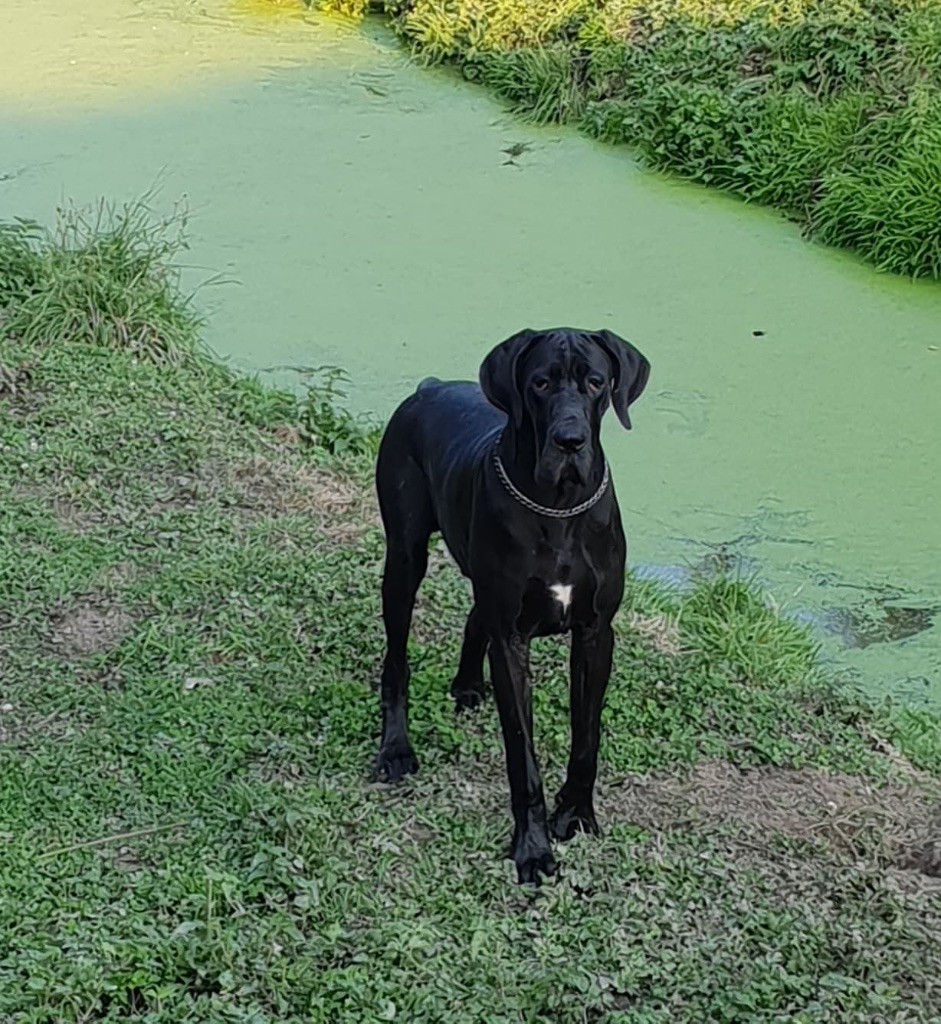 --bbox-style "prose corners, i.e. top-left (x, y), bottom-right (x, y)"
top-left (417, 376), bottom-right (441, 394)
